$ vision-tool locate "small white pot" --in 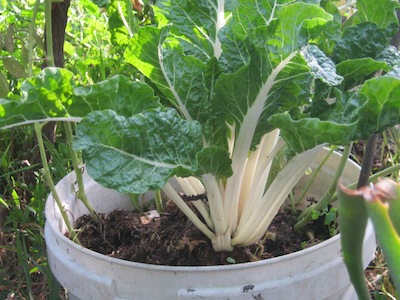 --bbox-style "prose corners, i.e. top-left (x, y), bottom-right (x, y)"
top-left (45, 149), bottom-right (376, 300)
